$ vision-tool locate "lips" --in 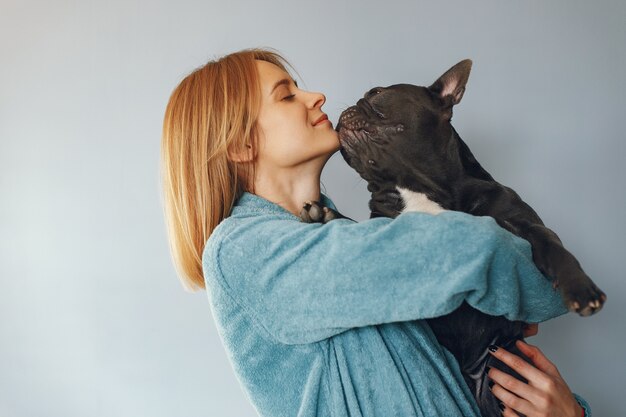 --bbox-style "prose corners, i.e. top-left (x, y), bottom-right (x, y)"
top-left (313, 114), bottom-right (329, 126)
